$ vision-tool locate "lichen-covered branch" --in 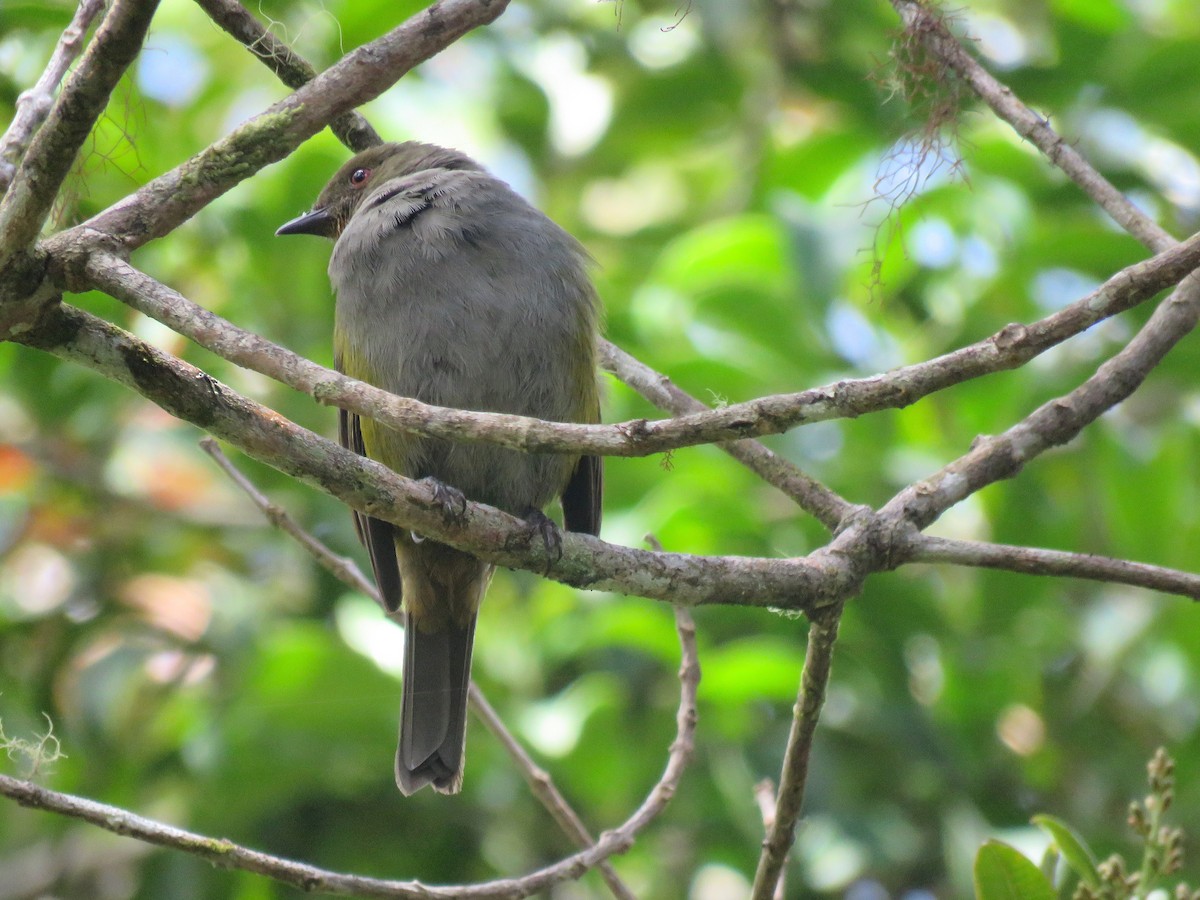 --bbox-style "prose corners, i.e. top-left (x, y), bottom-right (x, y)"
top-left (0, 0), bottom-right (160, 264)
top-left (191, 0), bottom-right (382, 153)
top-left (13, 302), bottom-right (851, 611)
